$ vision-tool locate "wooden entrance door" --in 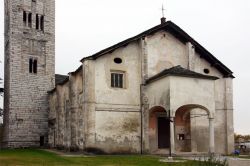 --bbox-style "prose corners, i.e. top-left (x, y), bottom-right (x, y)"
top-left (158, 117), bottom-right (170, 149)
